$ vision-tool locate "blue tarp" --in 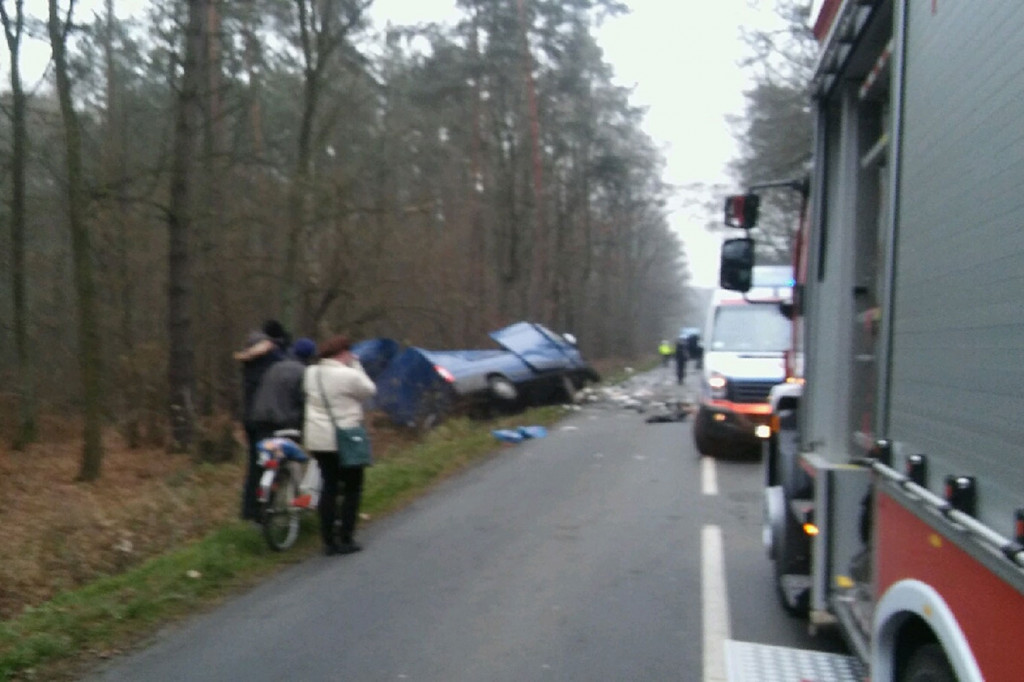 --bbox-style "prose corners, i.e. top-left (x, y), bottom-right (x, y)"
top-left (369, 347), bottom-right (452, 427)
top-left (352, 338), bottom-right (401, 378)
